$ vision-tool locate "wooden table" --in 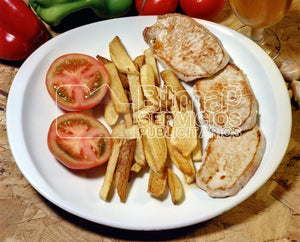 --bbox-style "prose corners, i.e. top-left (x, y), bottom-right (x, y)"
top-left (1, 1), bottom-right (300, 241)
